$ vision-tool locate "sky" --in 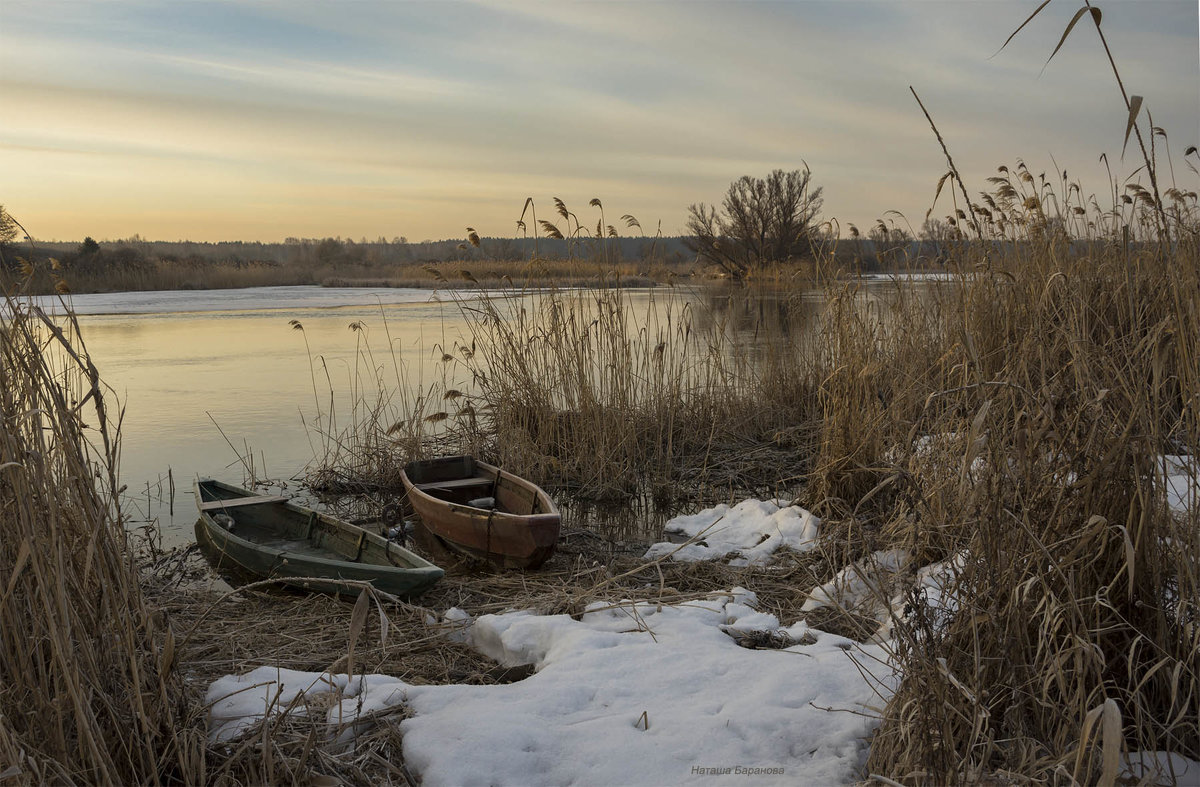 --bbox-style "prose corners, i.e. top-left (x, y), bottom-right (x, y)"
top-left (2, 0), bottom-right (1197, 244)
